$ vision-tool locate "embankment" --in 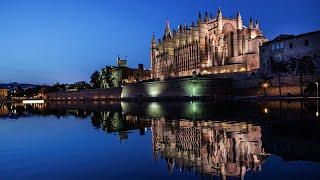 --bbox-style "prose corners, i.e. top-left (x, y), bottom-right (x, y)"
top-left (45, 73), bottom-right (320, 101)
top-left (46, 77), bottom-right (233, 101)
